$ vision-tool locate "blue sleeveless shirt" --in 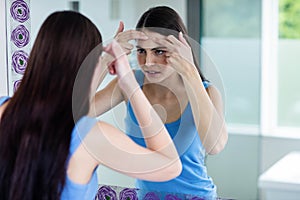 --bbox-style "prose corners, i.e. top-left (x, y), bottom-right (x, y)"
top-left (61, 116), bottom-right (98, 200)
top-left (124, 71), bottom-right (217, 199)
top-left (0, 96), bottom-right (99, 200)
